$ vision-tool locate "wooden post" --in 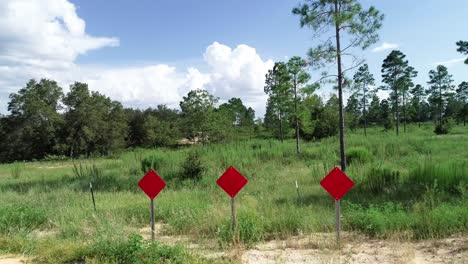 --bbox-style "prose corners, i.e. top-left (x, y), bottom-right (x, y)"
top-left (89, 182), bottom-right (96, 211)
top-left (296, 180), bottom-right (301, 205)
